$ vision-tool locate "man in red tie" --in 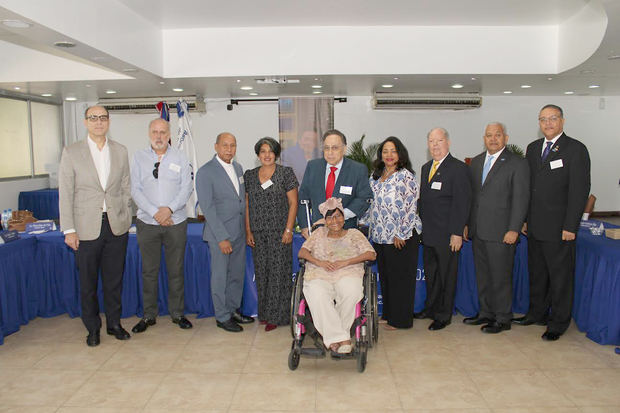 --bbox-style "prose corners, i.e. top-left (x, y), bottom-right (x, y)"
top-left (297, 129), bottom-right (372, 238)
